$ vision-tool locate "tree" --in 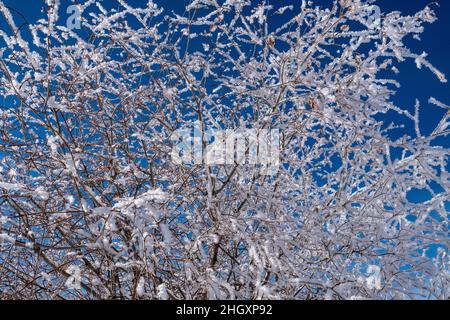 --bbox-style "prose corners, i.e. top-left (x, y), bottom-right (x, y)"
top-left (0, 0), bottom-right (448, 299)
